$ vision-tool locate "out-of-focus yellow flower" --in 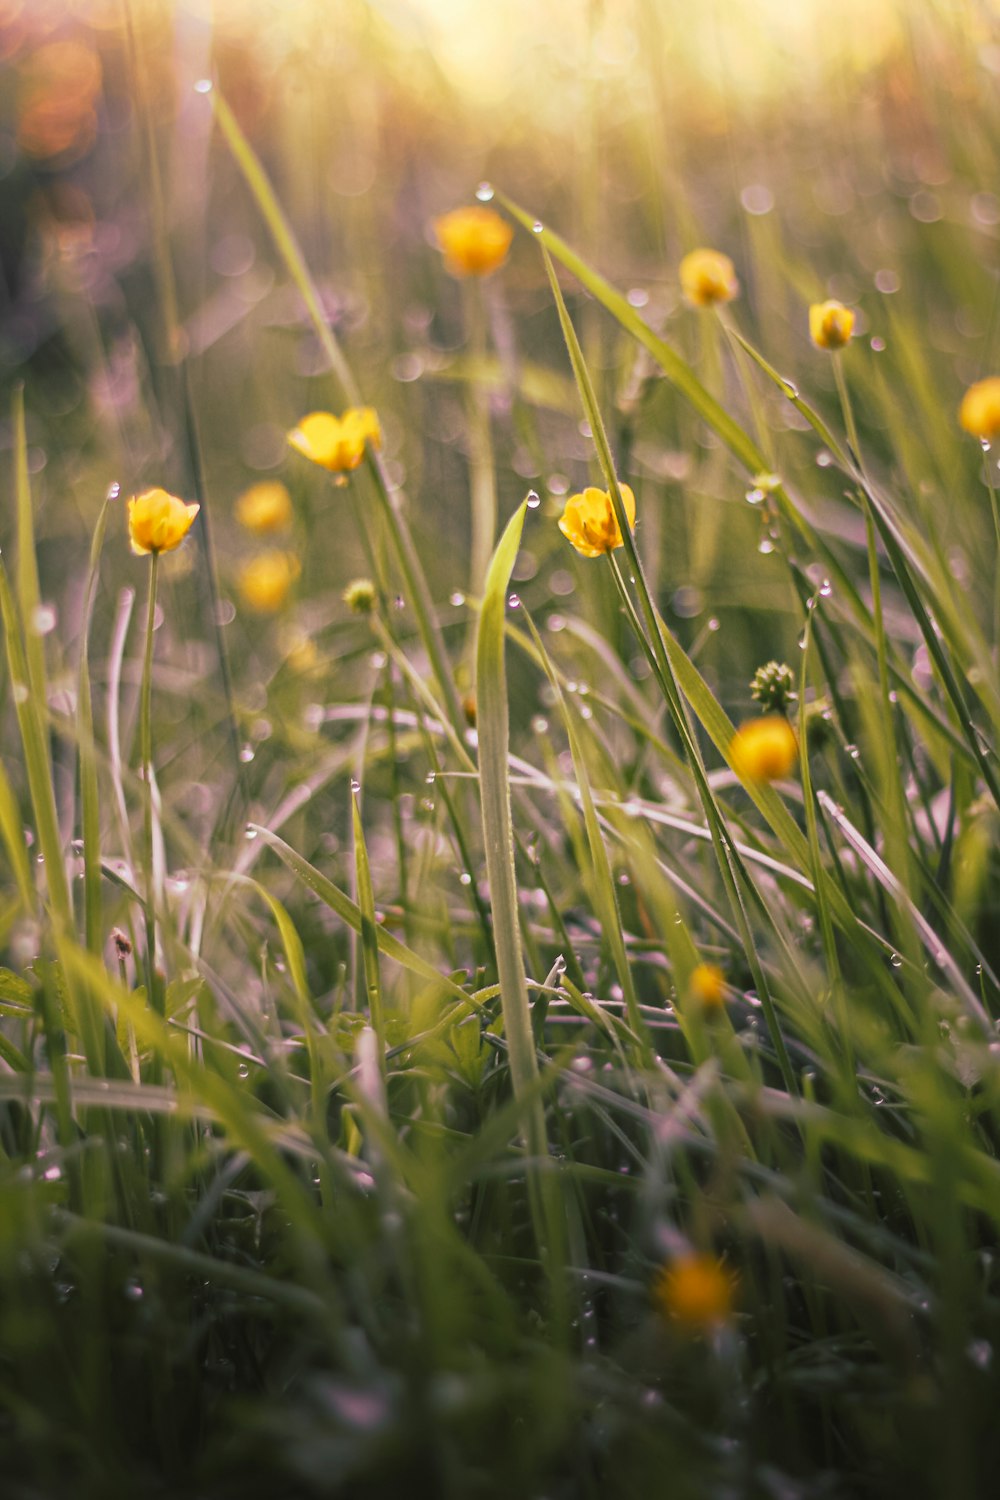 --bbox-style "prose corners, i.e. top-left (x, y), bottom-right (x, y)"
top-left (238, 551), bottom-right (301, 613)
top-left (654, 1253), bottom-right (735, 1330)
top-left (343, 577), bottom-right (377, 615)
top-left (235, 480), bottom-right (293, 535)
top-left (558, 484), bottom-right (636, 558)
top-left (287, 408), bottom-right (381, 473)
top-left (689, 962), bottom-right (727, 1009)
top-left (809, 299), bottom-right (855, 350)
top-left (434, 206), bottom-right (513, 278)
top-left (959, 378), bottom-right (1000, 441)
top-left (282, 628), bottom-right (321, 675)
top-left (679, 248), bottom-right (739, 307)
top-left (729, 715), bottom-right (798, 783)
top-left (128, 489), bottom-right (200, 556)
